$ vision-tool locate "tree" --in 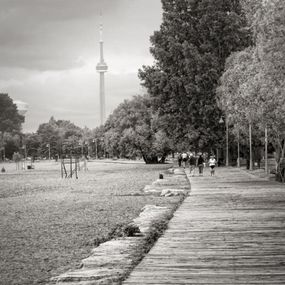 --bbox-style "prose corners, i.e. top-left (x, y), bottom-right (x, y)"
top-left (217, 0), bottom-right (285, 180)
top-left (0, 93), bottom-right (24, 133)
top-left (139, 0), bottom-right (250, 152)
top-left (37, 117), bottom-right (83, 158)
top-left (24, 133), bottom-right (41, 159)
top-left (104, 95), bottom-right (171, 163)
top-left (0, 93), bottom-right (24, 161)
